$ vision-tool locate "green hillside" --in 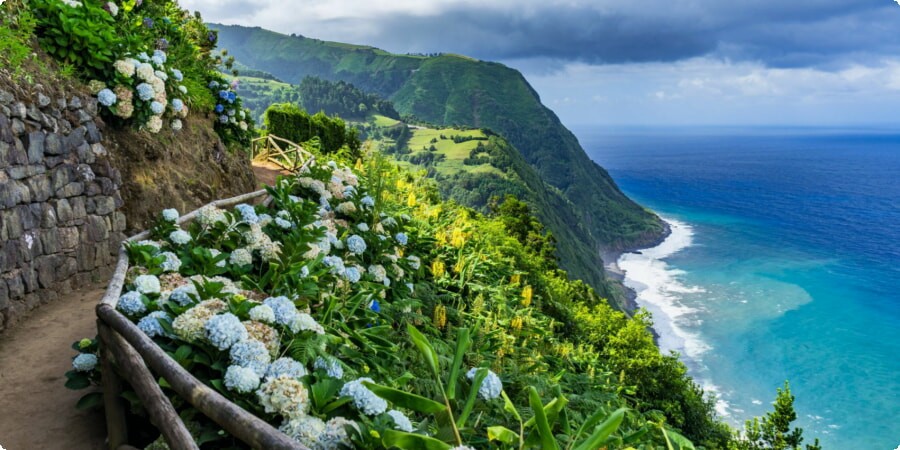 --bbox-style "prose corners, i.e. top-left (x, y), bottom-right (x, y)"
top-left (214, 24), bottom-right (666, 255)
